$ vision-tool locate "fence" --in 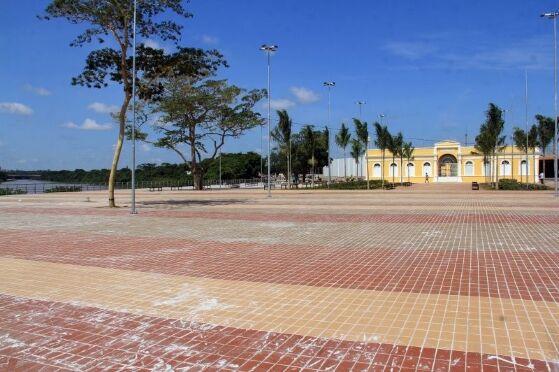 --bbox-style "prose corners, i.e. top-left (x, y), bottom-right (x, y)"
top-left (0, 178), bottom-right (281, 195)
